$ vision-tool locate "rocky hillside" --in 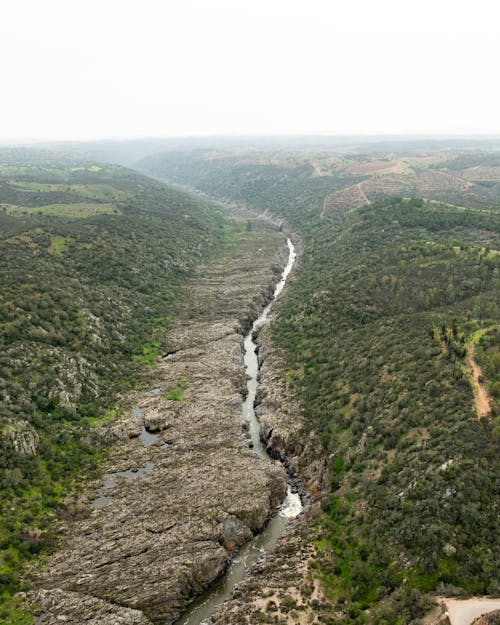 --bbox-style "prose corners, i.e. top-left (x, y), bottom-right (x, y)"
top-left (0, 149), bottom-right (226, 623)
